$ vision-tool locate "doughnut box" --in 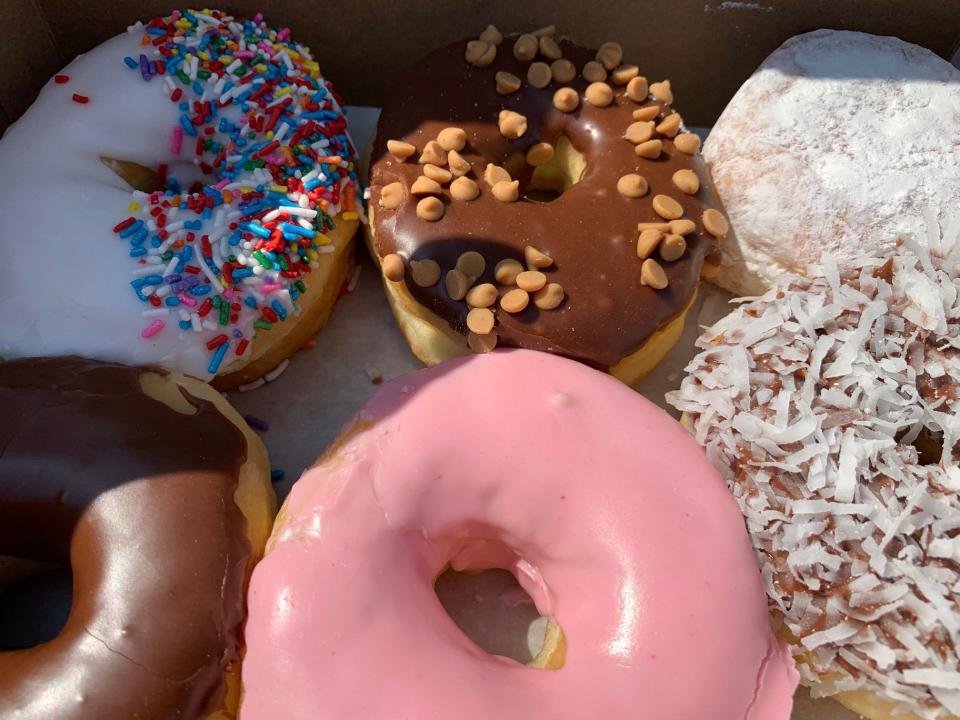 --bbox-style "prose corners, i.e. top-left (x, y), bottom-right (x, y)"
top-left (0, 2), bottom-right (958, 719)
